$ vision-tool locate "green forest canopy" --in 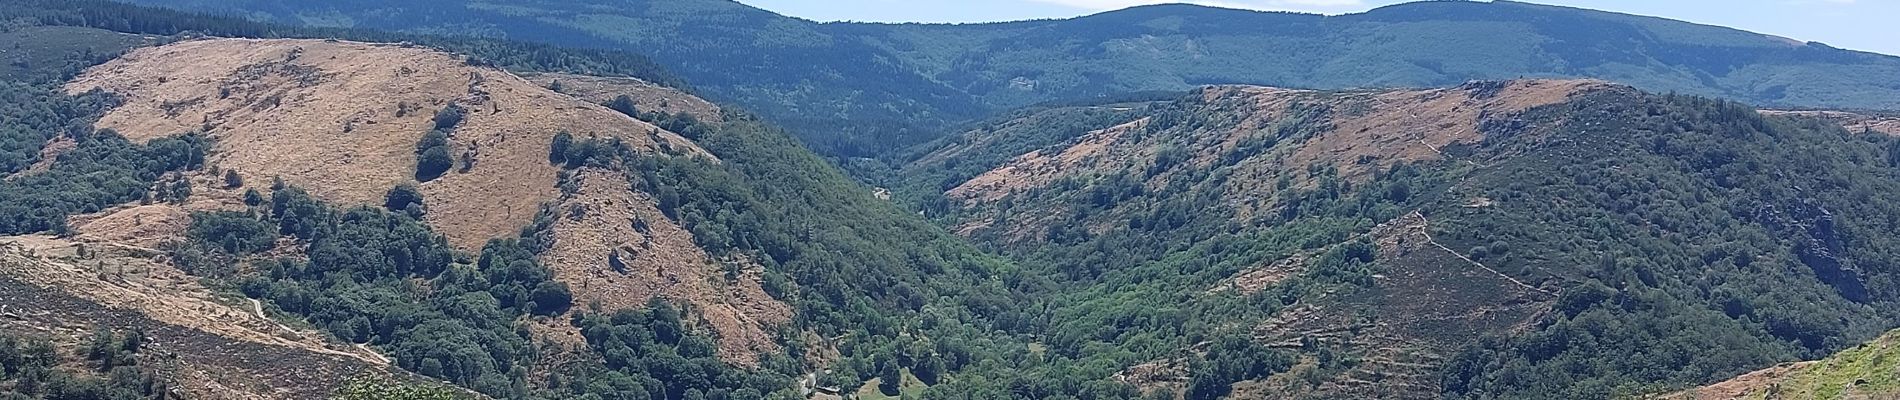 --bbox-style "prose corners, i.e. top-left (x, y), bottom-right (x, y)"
top-left (6, 1), bottom-right (1900, 399)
